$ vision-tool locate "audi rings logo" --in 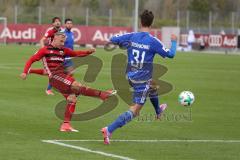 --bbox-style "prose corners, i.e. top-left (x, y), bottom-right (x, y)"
top-left (72, 27), bottom-right (81, 42)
